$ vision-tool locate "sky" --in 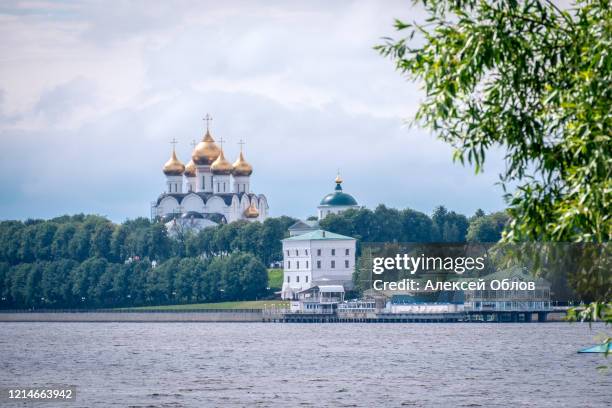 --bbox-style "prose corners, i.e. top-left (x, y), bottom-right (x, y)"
top-left (0, 0), bottom-right (509, 223)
